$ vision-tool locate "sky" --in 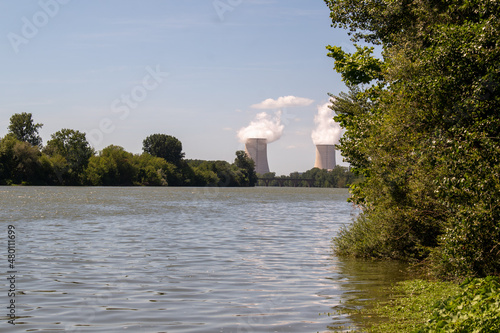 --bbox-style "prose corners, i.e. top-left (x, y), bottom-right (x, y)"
top-left (0, 0), bottom-right (355, 175)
